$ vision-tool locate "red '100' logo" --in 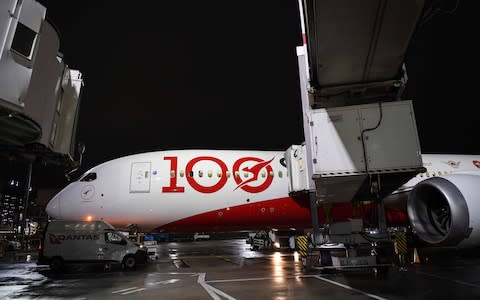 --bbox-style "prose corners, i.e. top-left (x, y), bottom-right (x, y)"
top-left (161, 156), bottom-right (274, 194)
